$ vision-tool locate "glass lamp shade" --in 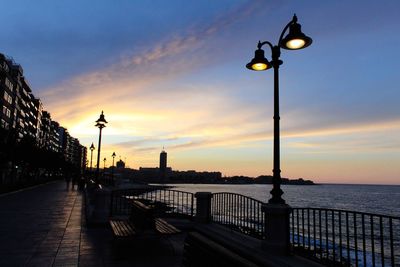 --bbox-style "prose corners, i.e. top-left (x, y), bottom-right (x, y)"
top-left (246, 49), bottom-right (271, 71)
top-left (280, 23), bottom-right (312, 50)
